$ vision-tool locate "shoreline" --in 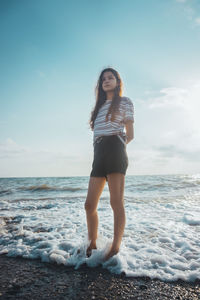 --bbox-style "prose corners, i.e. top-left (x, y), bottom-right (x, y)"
top-left (0, 254), bottom-right (199, 299)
